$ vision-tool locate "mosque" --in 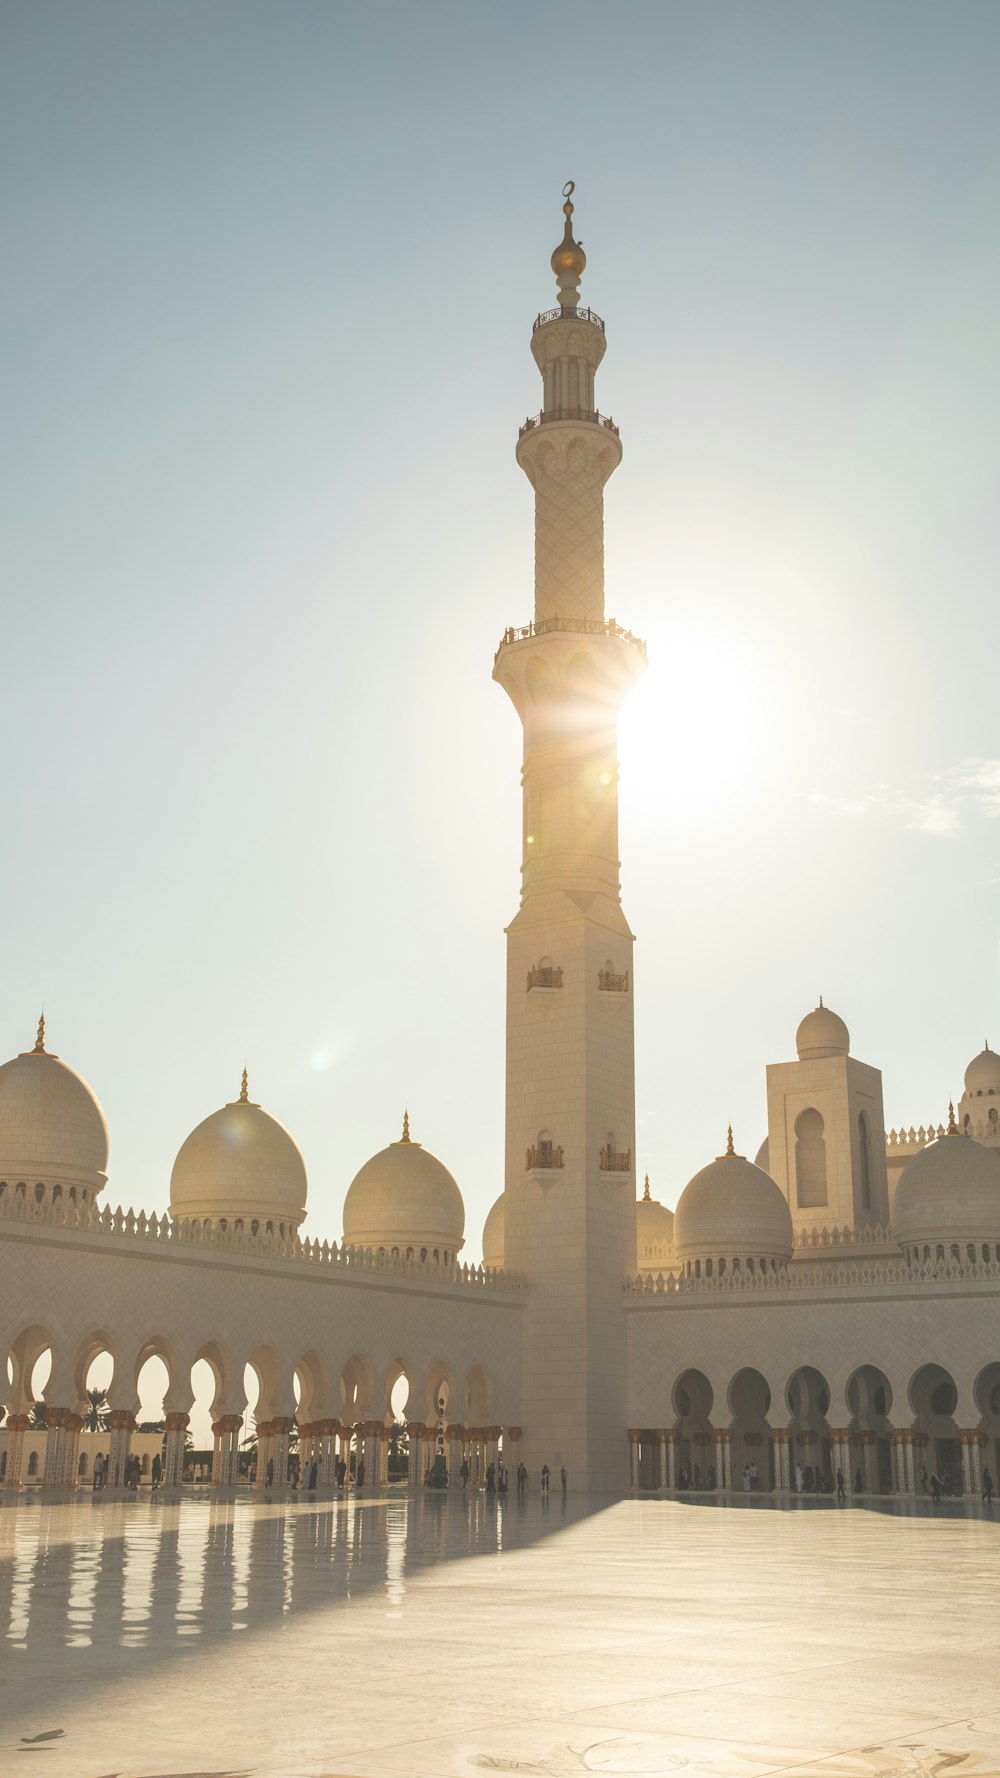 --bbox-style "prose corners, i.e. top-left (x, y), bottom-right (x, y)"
top-left (2, 190), bottom-right (1000, 1500)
